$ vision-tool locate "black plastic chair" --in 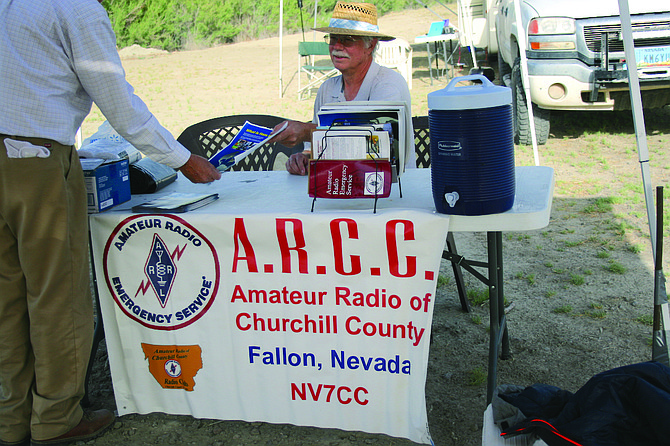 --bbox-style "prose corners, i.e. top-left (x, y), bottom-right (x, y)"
top-left (412, 115), bottom-right (431, 168)
top-left (177, 114), bottom-right (304, 171)
top-left (413, 115), bottom-right (470, 313)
